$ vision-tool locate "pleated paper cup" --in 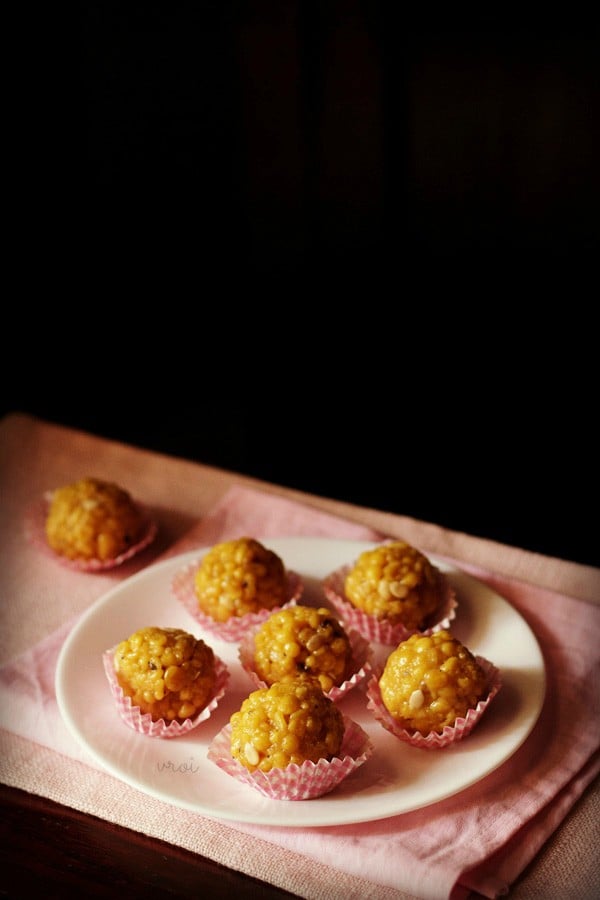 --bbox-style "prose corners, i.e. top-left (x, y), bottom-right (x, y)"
top-left (366, 657), bottom-right (502, 749)
top-left (25, 493), bottom-right (157, 572)
top-left (207, 716), bottom-right (373, 800)
top-left (171, 561), bottom-right (304, 642)
top-left (323, 564), bottom-right (457, 646)
top-left (103, 649), bottom-right (230, 739)
top-left (238, 624), bottom-right (373, 702)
